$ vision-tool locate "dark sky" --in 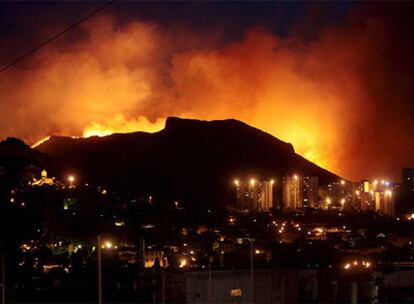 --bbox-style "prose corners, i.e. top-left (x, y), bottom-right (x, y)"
top-left (1, 1), bottom-right (414, 181)
top-left (0, 1), bottom-right (353, 63)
